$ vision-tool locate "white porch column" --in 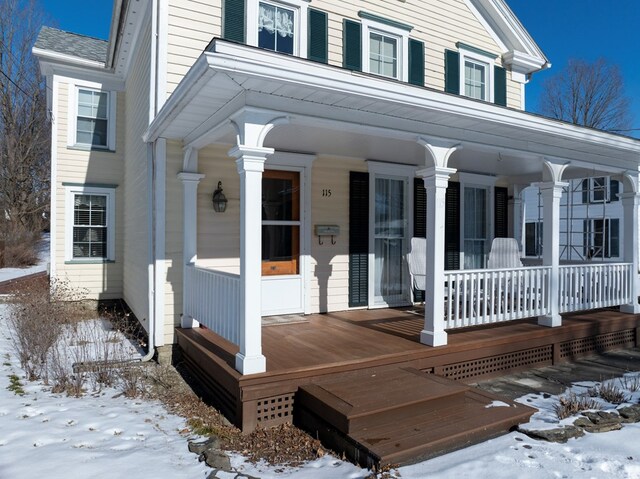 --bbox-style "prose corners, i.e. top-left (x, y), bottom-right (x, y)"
top-left (621, 191), bottom-right (640, 314)
top-left (229, 145), bottom-right (273, 375)
top-left (538, 181), bottom-right (567, 327)
top-left (178, 172), bottom-right (205, 265)
top-left (417, 166), bottom-right (457, 346)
